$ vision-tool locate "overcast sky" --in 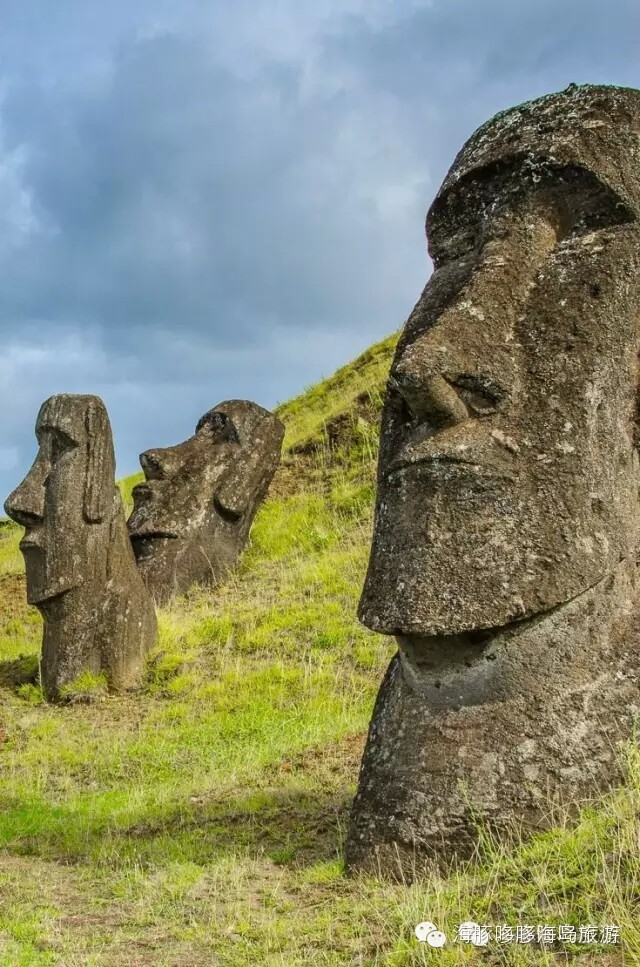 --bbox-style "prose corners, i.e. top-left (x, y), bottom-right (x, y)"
top-left (1, 0), bottom-right (639, 496)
